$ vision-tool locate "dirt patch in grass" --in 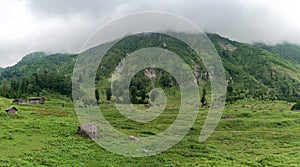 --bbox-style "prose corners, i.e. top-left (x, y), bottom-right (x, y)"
top-left (36, 109), bottom-right (70, 116)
